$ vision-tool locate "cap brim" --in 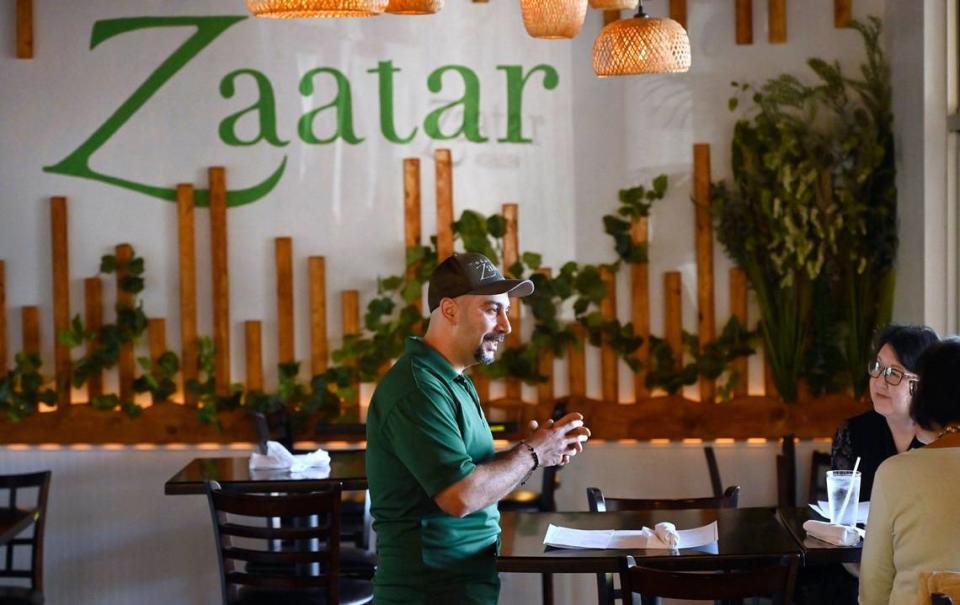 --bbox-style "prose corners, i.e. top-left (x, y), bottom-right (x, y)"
top-left (470, 278), bottom-right (535, 299)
